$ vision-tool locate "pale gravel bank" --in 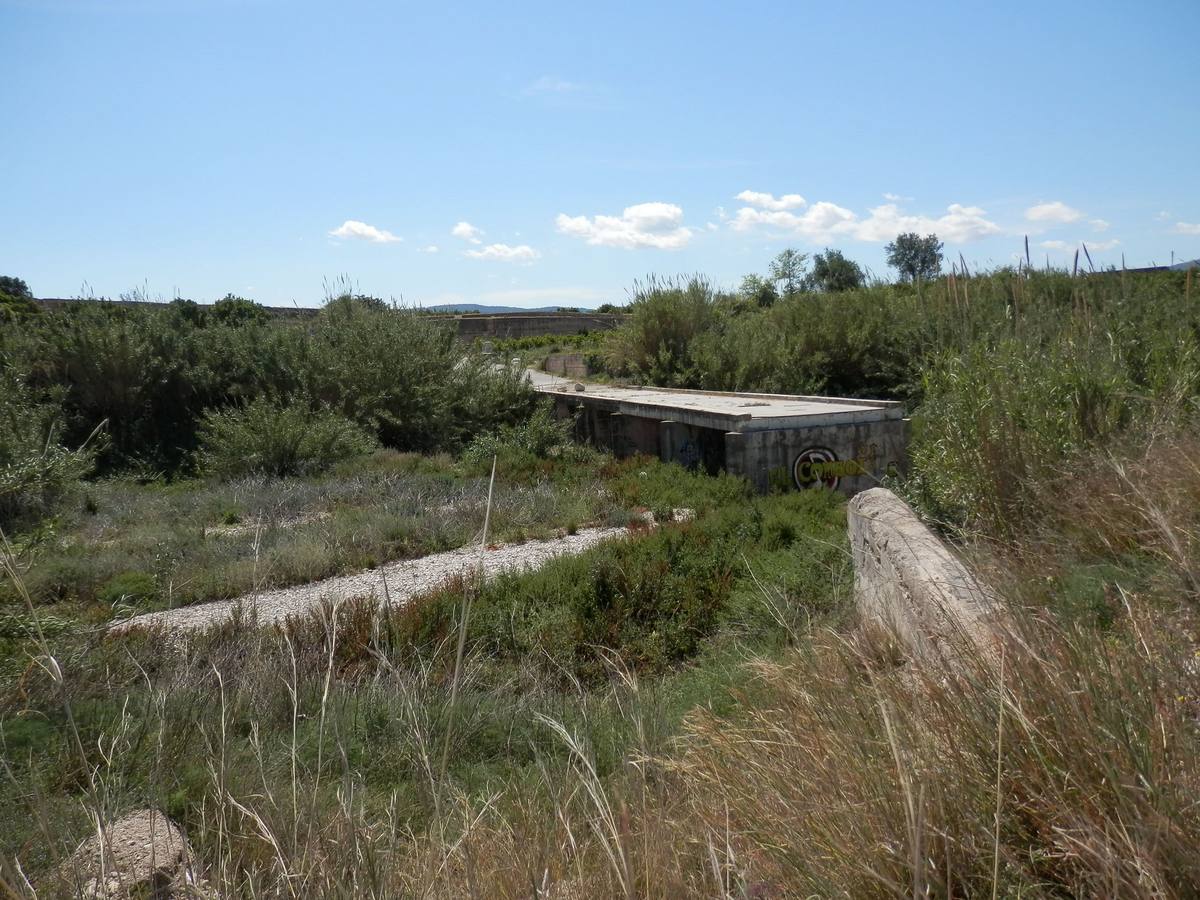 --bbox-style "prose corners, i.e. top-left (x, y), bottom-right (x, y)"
top-left (115, 525), bottom-right (631, 634)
